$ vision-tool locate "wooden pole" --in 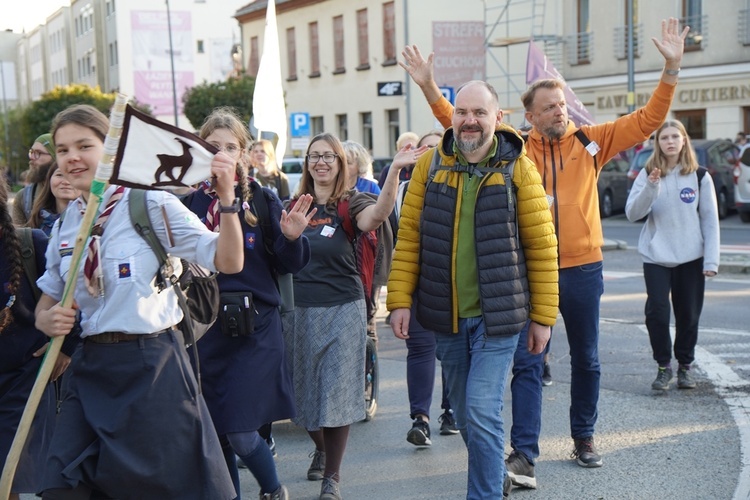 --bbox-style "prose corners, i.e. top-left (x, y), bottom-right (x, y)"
top-left (0, 94), bottom-right (130, 498)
